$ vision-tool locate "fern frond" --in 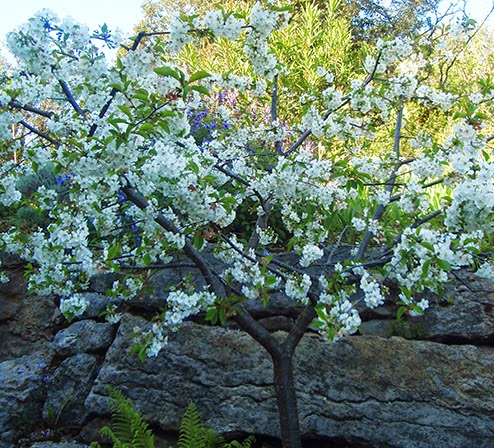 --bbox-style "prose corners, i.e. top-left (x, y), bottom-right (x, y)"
top-left (205, 428), bottom-right (226, 448)
top-left (100, 387), bottom-right (155, 448)
top-left (176, 403), bottom-right (255, 448)
top-left (178, 403), bottom-right (208, 448)
top-left (226, 435), bottom-right (256, 448)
